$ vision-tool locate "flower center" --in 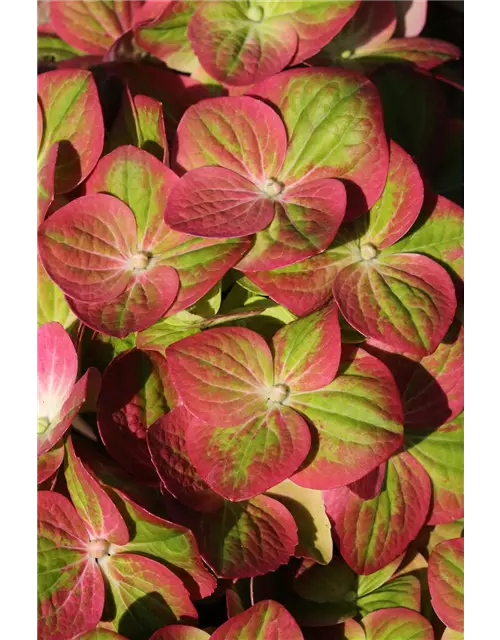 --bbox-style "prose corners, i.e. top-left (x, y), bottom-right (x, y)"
top-left (268, 384), bottom-right (290, 403)
top-left (263, 178), bottom-right (283, 198)
top-left (247, 5), bottom-right (264, 22)
top-left (88, 539), bottom-right (110, 559)
top-left (130, 251), bottom-right (151, 271)
top-left (360, 243), bottom-right (378, 261)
